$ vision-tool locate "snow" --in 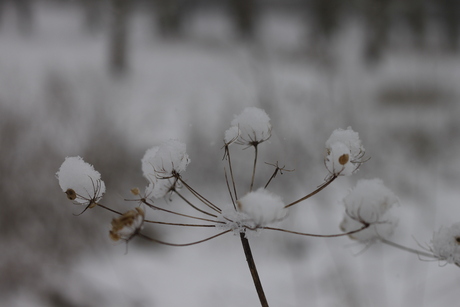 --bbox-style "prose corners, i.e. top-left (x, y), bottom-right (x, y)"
top-left (340, 178), bottom-right (399, 242)
top-left (236, 187), bottom-right (287, 228)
